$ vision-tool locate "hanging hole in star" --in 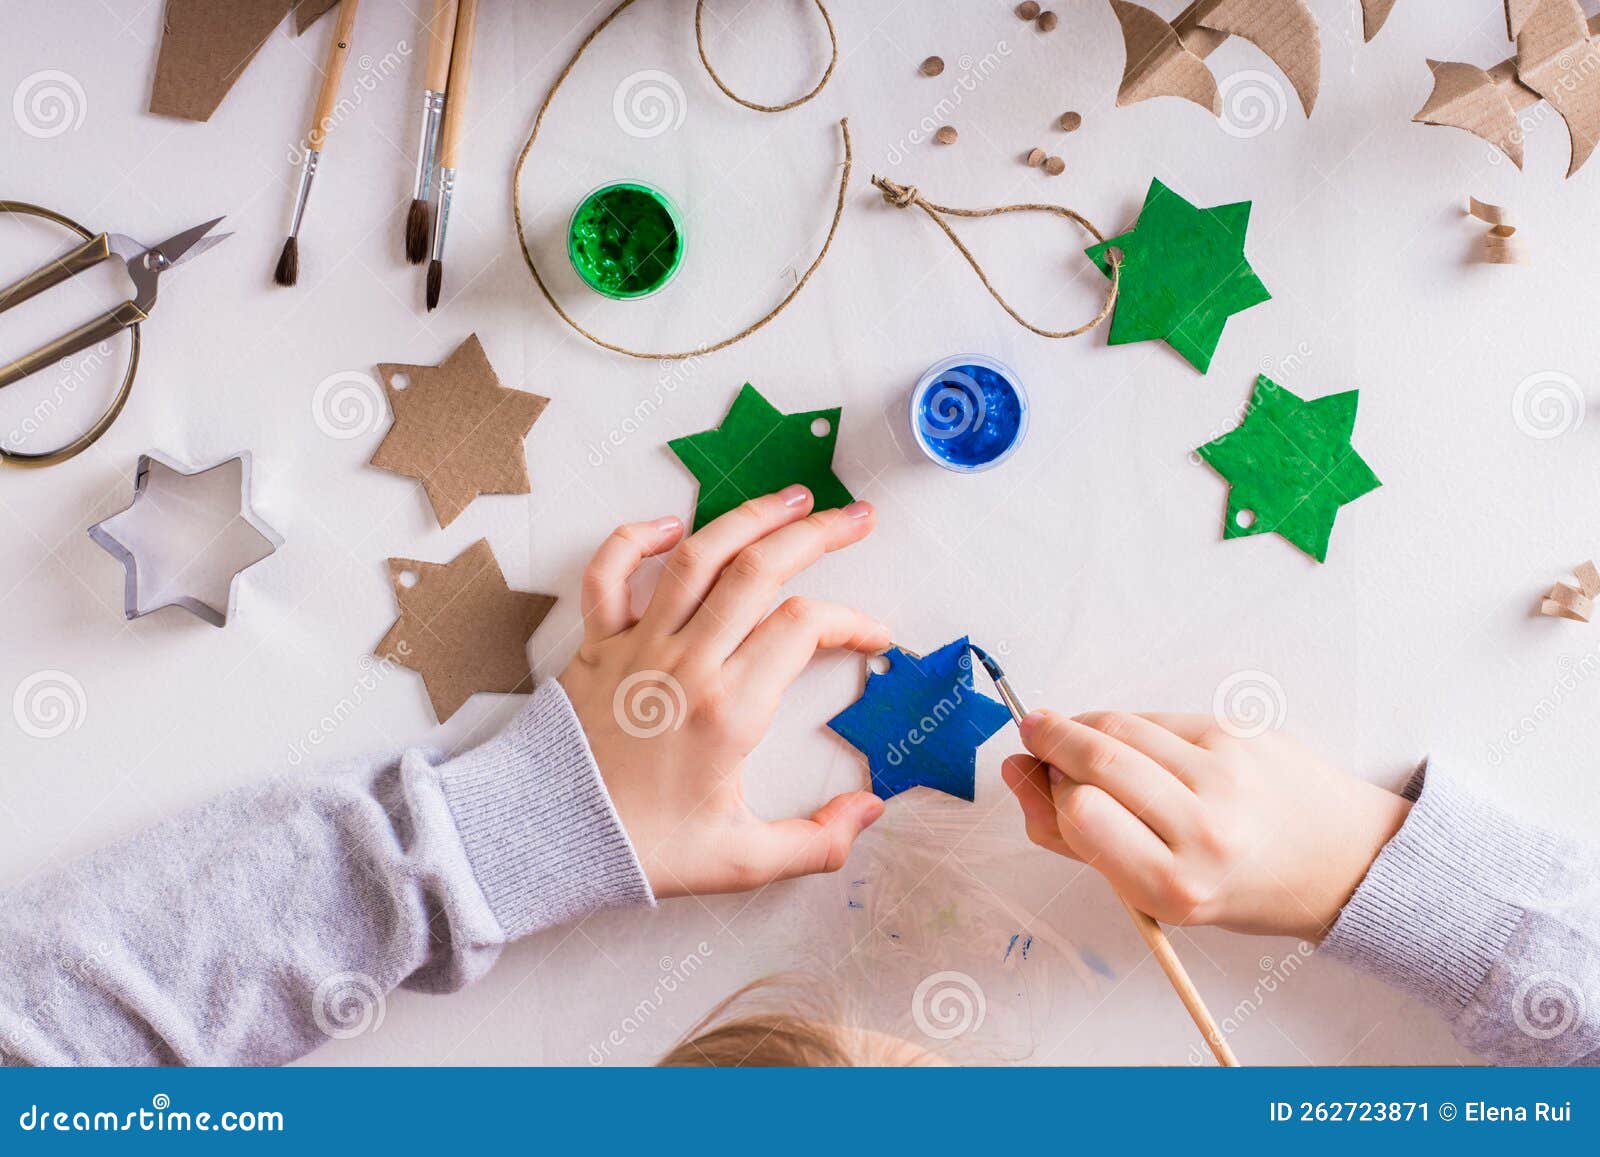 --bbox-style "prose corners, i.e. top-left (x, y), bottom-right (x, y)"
top-left (399, 569), bottom-right (419, 588)
top-left (1235, 509), bottom-right (1256, 529)
top-left (868, 653), bottom-right (892, 675)
top-left (811, 417), bottom-right (831, 438)
top-left (391, 373), bottom-right (410, 391)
